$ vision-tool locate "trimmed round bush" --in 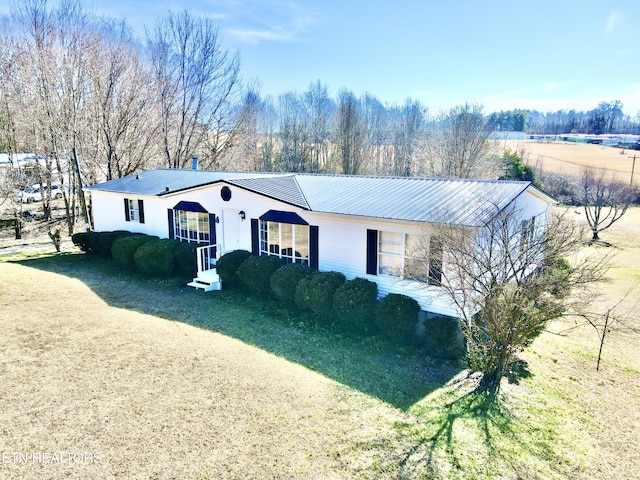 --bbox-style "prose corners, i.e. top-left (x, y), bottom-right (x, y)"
top-left (376, 293), bottom-right (421, 340)
top-left (270, 263), bottom-right (315, 306)
top-left (97, 230), bottom-right (131, 257)
top-left (216, 250), bottom-right (252, 288)
top-left (333, 277), bottom-right (378, 334)
top-left (133, 238), bottom-right (179, 277)
top-left (424, 314), bottom-right (464, 359)
top-left (71, 231), bottom-right (92, 252)
top-left (237, 255), bottom-right (285, 296)
top-left (72, 231), bottom-right (101, 253)
top-left (295, 271), bottom-right (345, 321)
top-left (173, 241), bottom-right (198, 277)
top-left (112, 235), bottom-right (156, 269)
